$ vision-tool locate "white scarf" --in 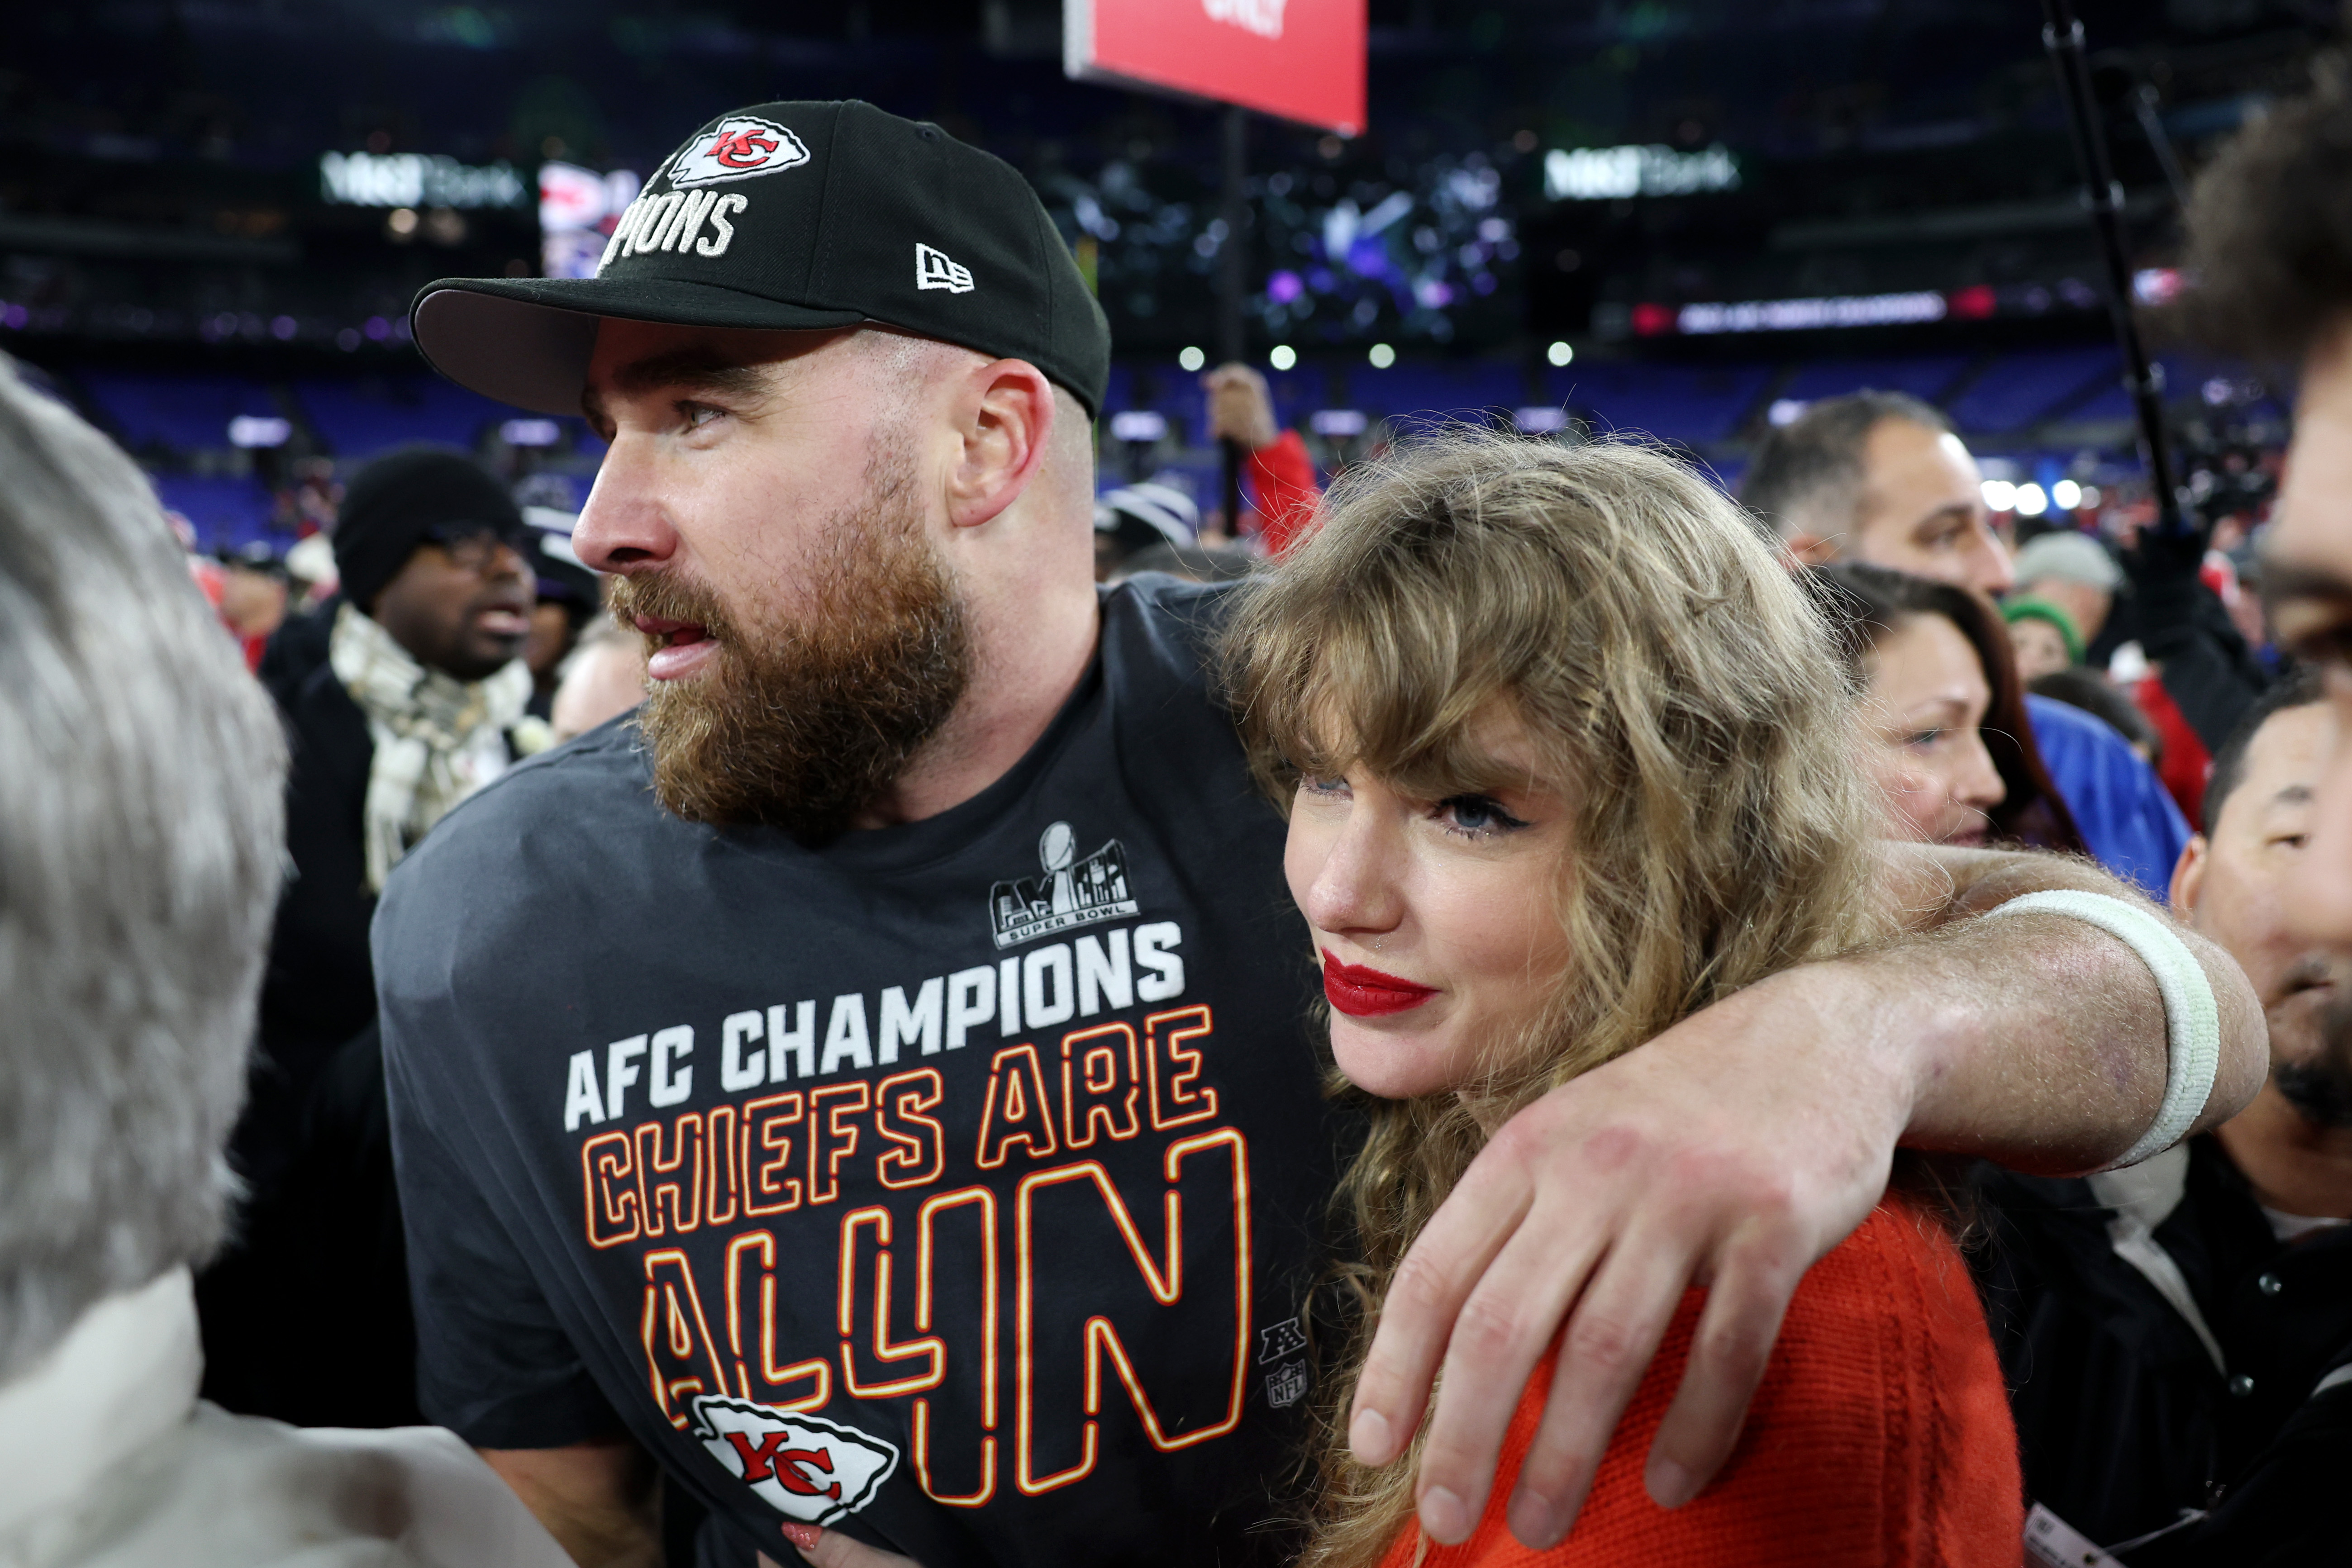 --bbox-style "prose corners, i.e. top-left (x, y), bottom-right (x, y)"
top-left (329, 601), bottom-right (534, 892)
